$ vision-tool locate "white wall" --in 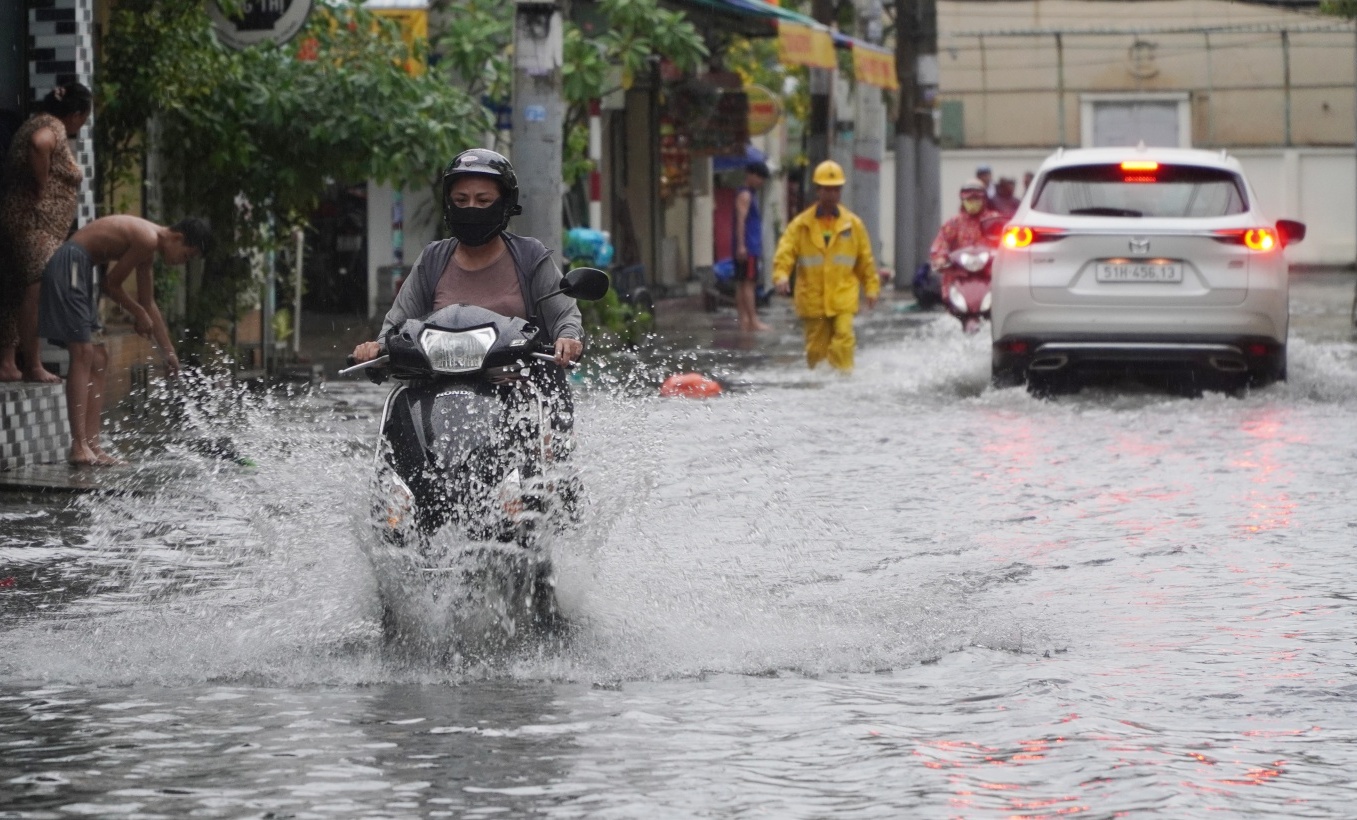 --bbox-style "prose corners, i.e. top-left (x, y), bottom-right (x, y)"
top-left (874, 147), bottom-right (1356, 268)
top-left (366, 181), bottom-right (439, 317)
top-left (1233, 149), bottom-right (1355, 266)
